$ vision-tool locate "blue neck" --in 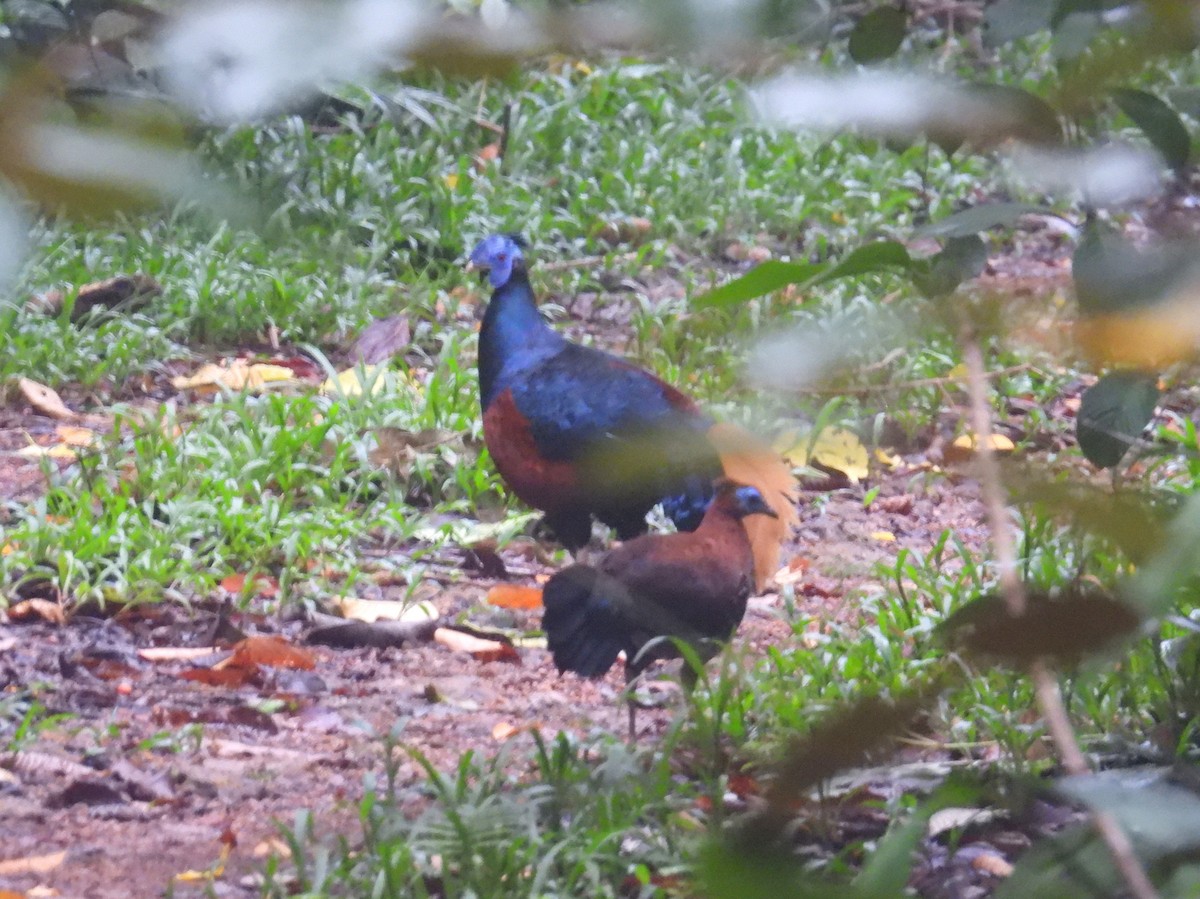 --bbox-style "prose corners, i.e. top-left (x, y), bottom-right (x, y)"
top-left (479, 264), bottom-right (561, 409)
